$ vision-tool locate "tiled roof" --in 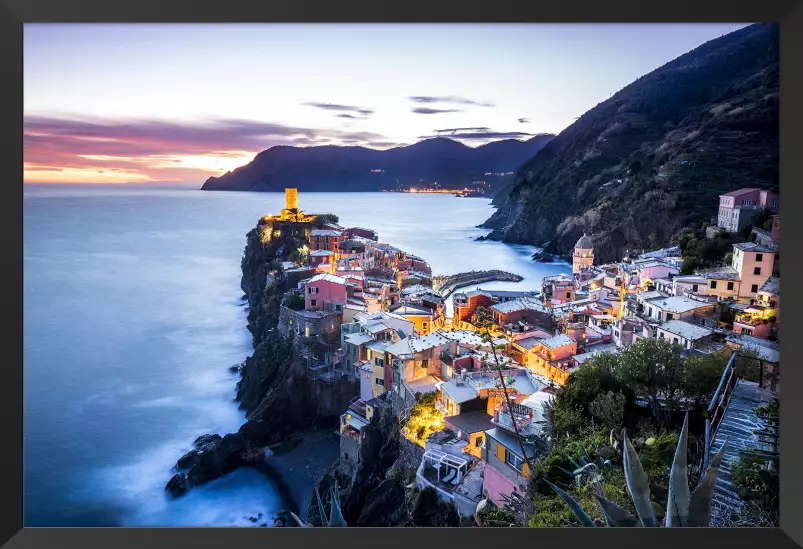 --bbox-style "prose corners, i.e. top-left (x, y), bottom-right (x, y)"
top-left (538, 334), bottom-right (575, 349)
top-left (721, 188), bottom-right (760, 197)
top-left (733, 242), bottom-right (774, 253)
top-left (759, 277), bottom-right (779, 296)
top-left (647, 295), bottom-right (714, 314)
top-left (658, 319), bottom-right (713, 341)
top-left (697, 266), bottom-right (741, 281)
top-left (490, 297), bottom-right (549, 315)
top-left (306, 273), bottom-right (348, 285)
top-left (309, 229), bottom-right (343, 237)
